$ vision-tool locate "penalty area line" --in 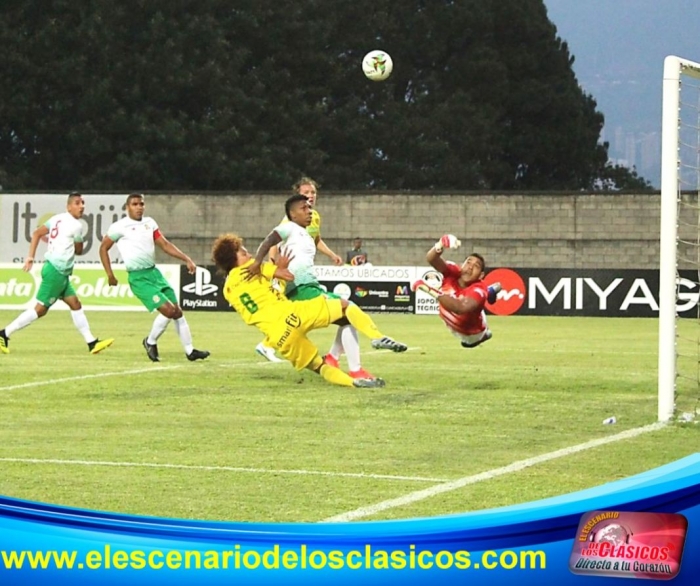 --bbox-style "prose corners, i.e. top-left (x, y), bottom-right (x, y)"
top-left (0, 457), bottom-right (447, 484)
top-left (0, 365), bottom-right (183, 392)
top-left (322, 421), bottom-right (667, 522)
